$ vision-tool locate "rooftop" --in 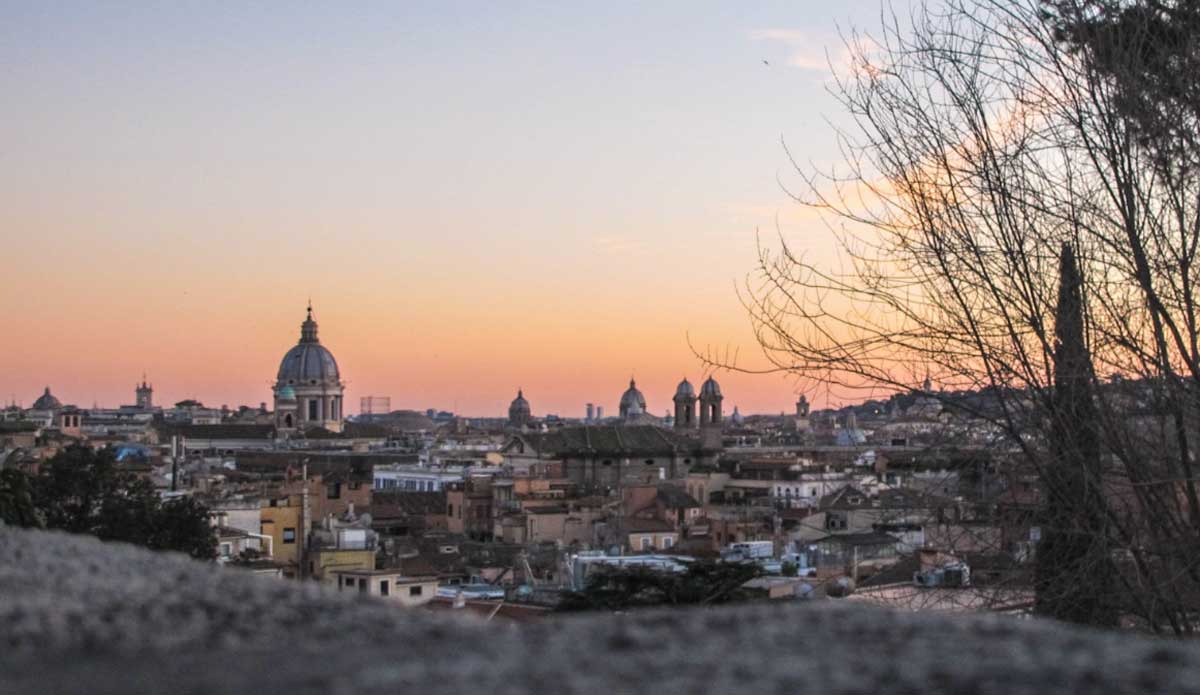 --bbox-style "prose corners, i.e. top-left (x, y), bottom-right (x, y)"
top-left (816, 531), bottom-right (900, 547)
top-left (330, 568), bottom-right (439, 581)
top-left (510, 425), bottom-right (703, 457)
